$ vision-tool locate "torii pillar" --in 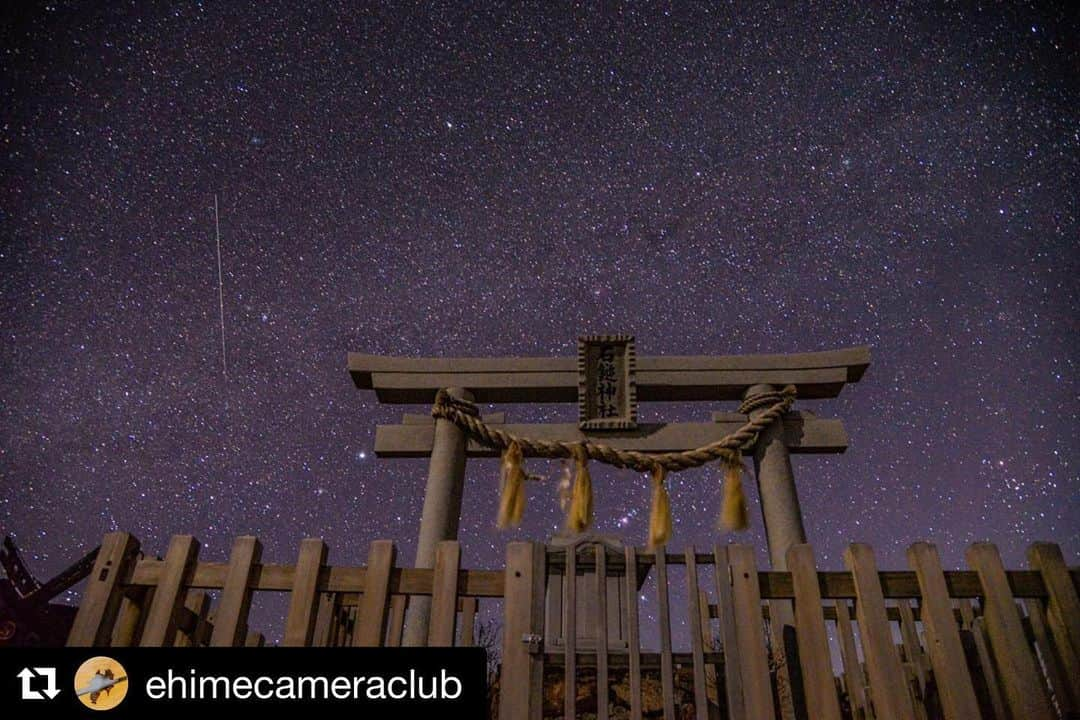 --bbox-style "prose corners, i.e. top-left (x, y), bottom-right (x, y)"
top-left (744, 383), bottom-right (806, 635)
top-left (401, 386), bottom-right (473, 646)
